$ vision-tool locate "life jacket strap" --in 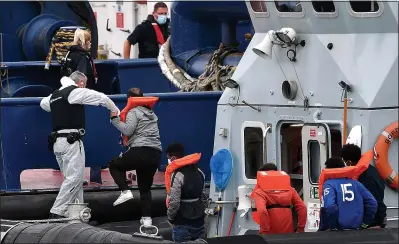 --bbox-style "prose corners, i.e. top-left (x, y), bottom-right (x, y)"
top-left (252, 204), bottom-right (292, 212)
